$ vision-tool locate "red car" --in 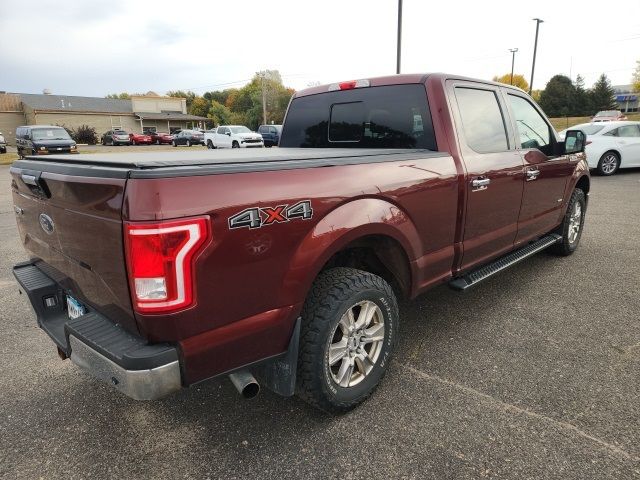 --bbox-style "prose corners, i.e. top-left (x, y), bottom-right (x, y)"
top-left (12, 73), bottom-right (590, 412)
top-left (591, 110), bottom-right (627, 122)
top-left (129, 132), bottom-right (153, 145)
top-left (148, 131), bottom-right (174, 145)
